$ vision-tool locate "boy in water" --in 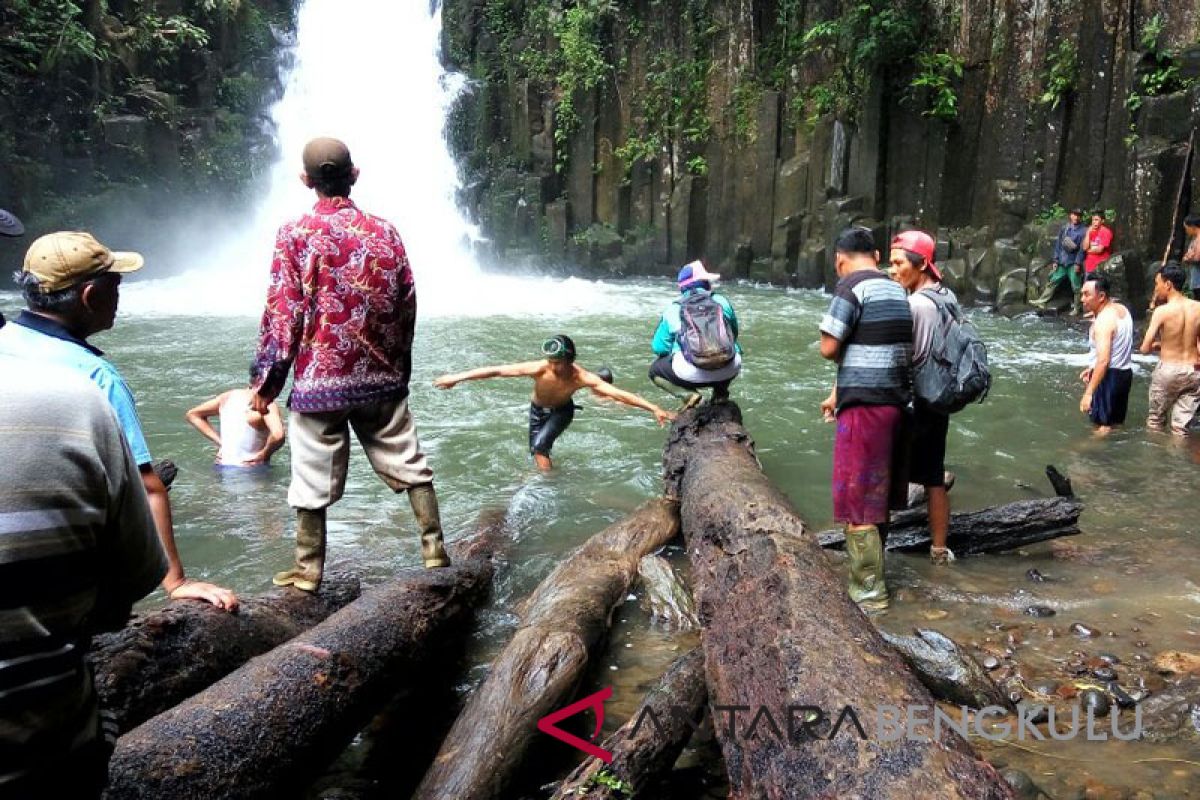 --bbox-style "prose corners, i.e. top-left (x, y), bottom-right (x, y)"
top-left (434, 335), bottom-right (675, 471)
top-left (186, 388), bottom-right (286, 466)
